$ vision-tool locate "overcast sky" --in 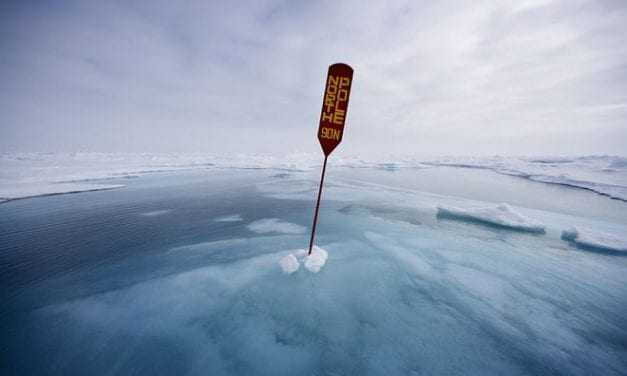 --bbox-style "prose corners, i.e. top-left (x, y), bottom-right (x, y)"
top-left (1, 0), bottom-right (626, 156)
